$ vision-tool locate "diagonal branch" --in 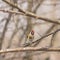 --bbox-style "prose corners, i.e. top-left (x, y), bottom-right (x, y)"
top-left (32, 29), bottom-right (60, 46)
top-left (24, 29), bottom-right (60, 47)
top-left (2, 0), bottom-right (60, 25)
